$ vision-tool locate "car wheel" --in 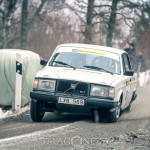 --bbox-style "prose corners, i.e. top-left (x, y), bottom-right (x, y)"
top-left (109, 101), bottom-right (121, 123)
top-left (30, 99), bottom-right (45, 122)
